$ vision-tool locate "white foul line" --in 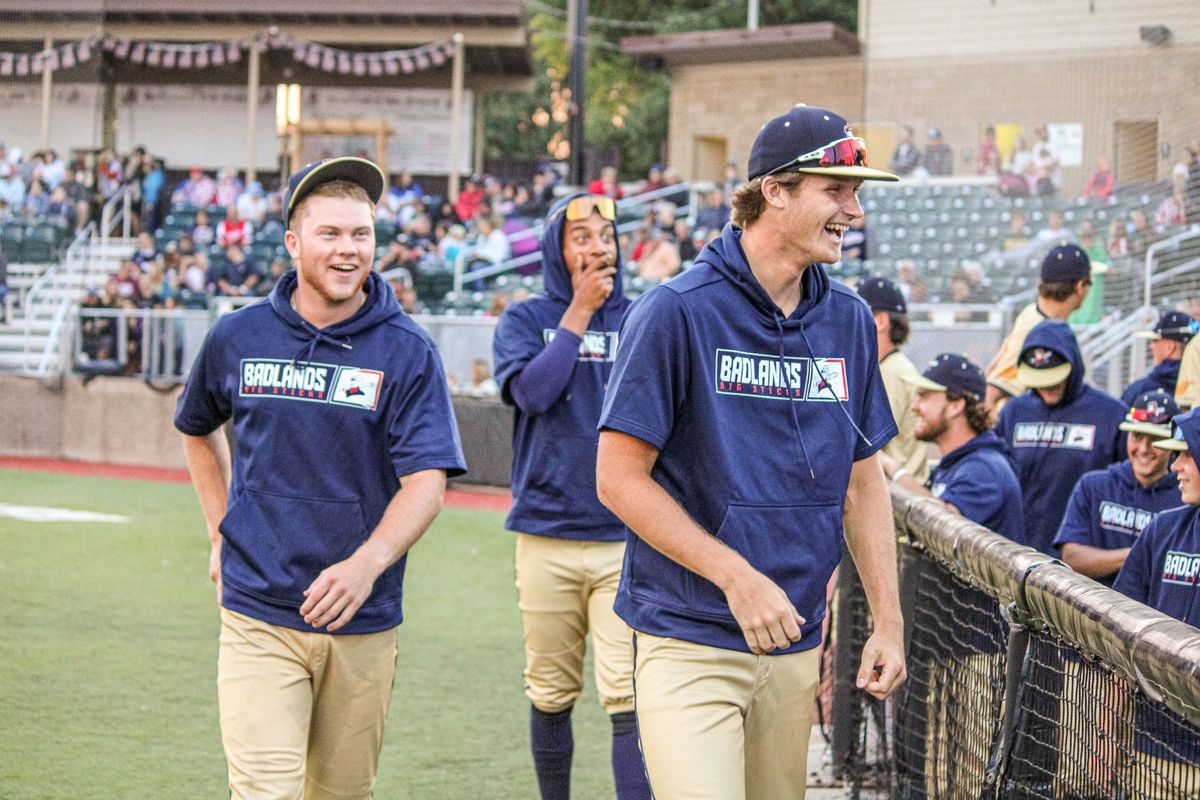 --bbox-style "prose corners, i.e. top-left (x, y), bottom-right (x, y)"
top-left (0, 503), bottom-right (131, 524)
